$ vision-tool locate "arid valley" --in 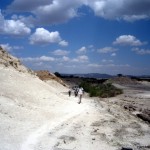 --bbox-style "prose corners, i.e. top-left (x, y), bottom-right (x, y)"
top-left (0, 47), bottom-right (150, 150)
